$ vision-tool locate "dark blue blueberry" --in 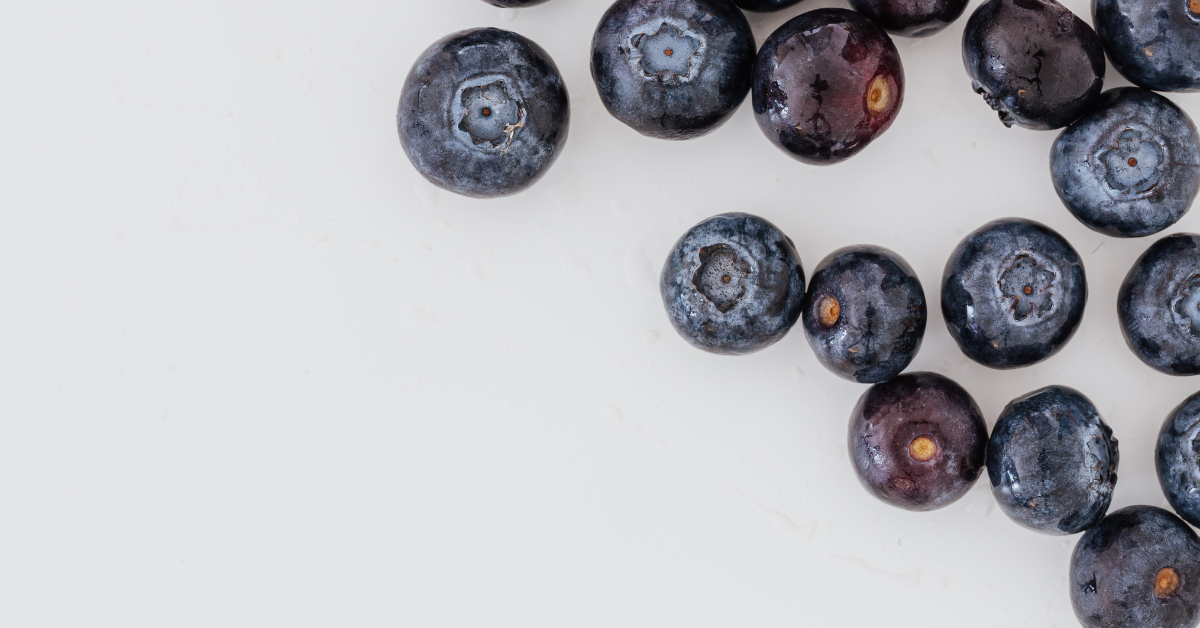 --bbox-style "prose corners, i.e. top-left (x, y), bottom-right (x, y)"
top-left (962, 0), bottom-right (1105, 130)
top-left (849, 372), bottom-right (988, 511)
top-left (1157, 392), bottom-right (1200, 528)
top-left (590, 0), bottom-right (756, 140)
top-left (752, 9), bottom-right (905, 165)
top-left (987, 386), bottom-right (1119, 535)
top-left (801, 245), bottom-right (926, 383)
top-left (941, 218), bottom-right (1088, 369)
top-left (482, 0), bottom-right (552, 6)
top-left (849, 0), bottom-right (970, 37)
top-left (1052, 88), bottom-right (1200, 238)
top-left (398, 28), bottom-right (569, 199)
top-left (732, 0), bottom-right (804, 11)
top-left (1118, 233), bottom-right (1200, 375)
top-left (1093, 0), bottom-right (1200, 93)
top-left (660, 213), bottom-right (805, 355)
top-left (1071, 506), bottom-right (1200, 628)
